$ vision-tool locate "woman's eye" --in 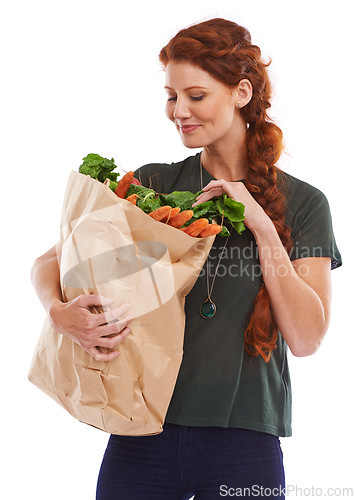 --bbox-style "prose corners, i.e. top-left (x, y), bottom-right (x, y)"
top-left (166, 95), bottom-right (204, 102)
